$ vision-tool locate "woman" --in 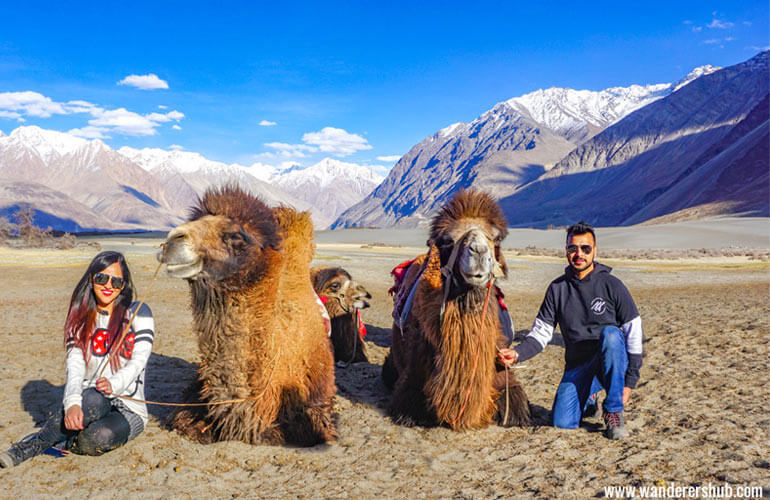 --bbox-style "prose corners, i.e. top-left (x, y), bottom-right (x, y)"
top-left (0, 251), bottom-right (154, 467)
